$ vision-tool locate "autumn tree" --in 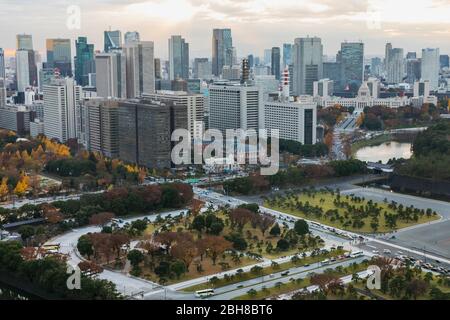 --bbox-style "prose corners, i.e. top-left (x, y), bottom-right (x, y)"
top-left (89, 212), bottom-right (116, 226)
top-left (0, 177), bottom-right (9, 201)
top-left (197, 236), bottom-right (232, 265)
